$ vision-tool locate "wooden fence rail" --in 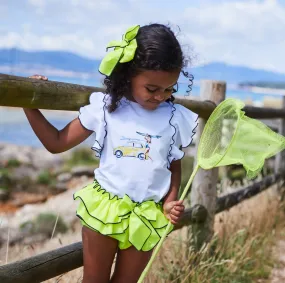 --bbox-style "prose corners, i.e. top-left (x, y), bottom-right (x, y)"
top-left (216, 173), bottom-right (282, 213)
top-left (1, 74), bottom-right (285, 119)
top-left (0, 173), bottom-right (282, 283)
